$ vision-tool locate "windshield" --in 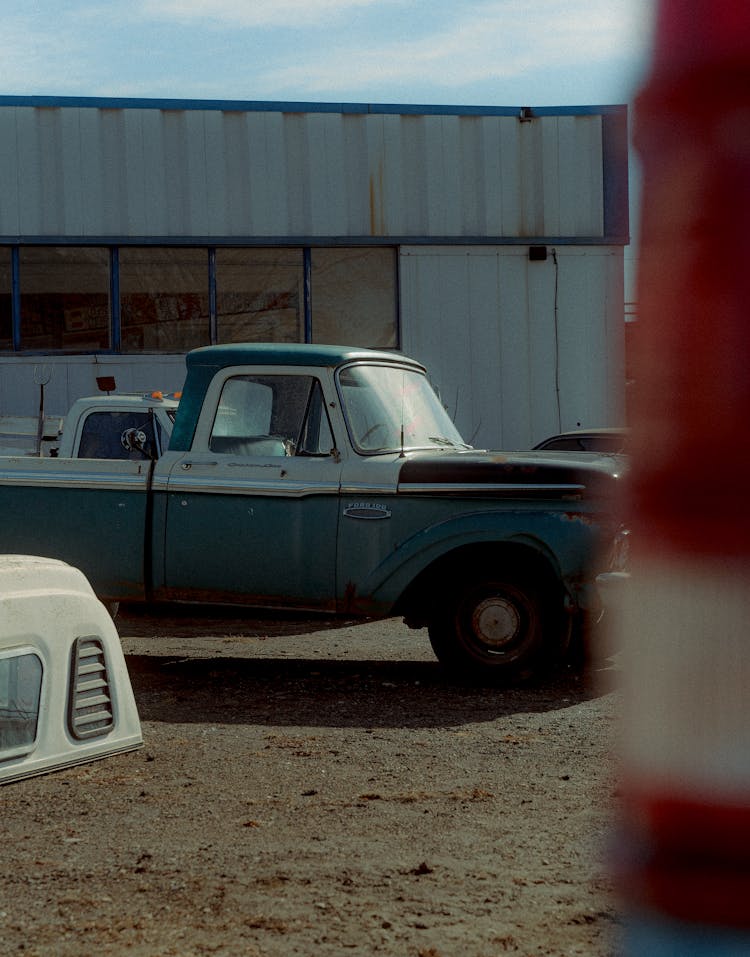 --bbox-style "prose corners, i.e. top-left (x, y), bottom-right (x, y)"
top-left (337, 363), bottom-right (469, 454)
